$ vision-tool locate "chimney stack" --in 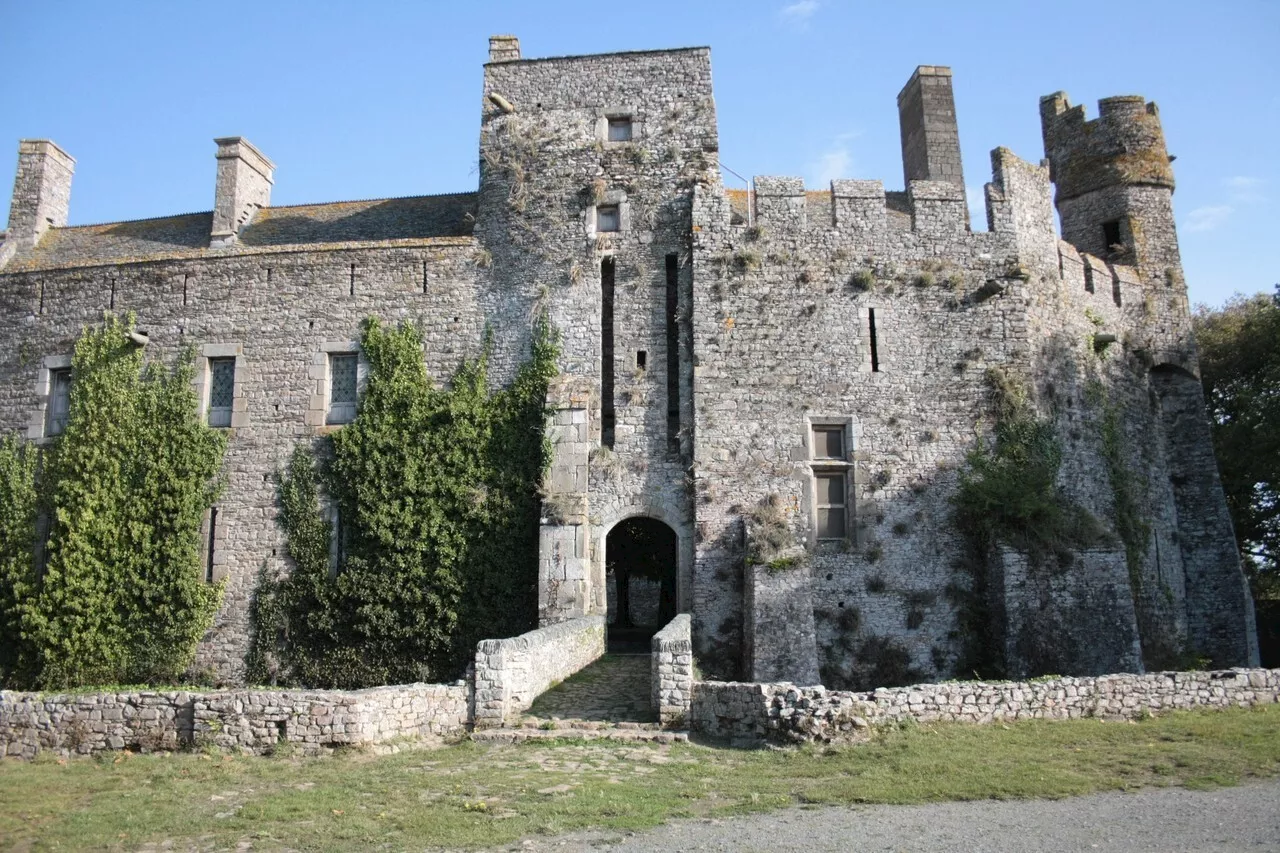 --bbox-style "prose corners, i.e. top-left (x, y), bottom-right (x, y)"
top-left (210, 137), bottom-right (274, 248)
top-left (897, 66), bottom-right (966, 194)
top-left (488, 35), bottom-right (521, 63)
top-left (5, 139), bottom-right (75, 251)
